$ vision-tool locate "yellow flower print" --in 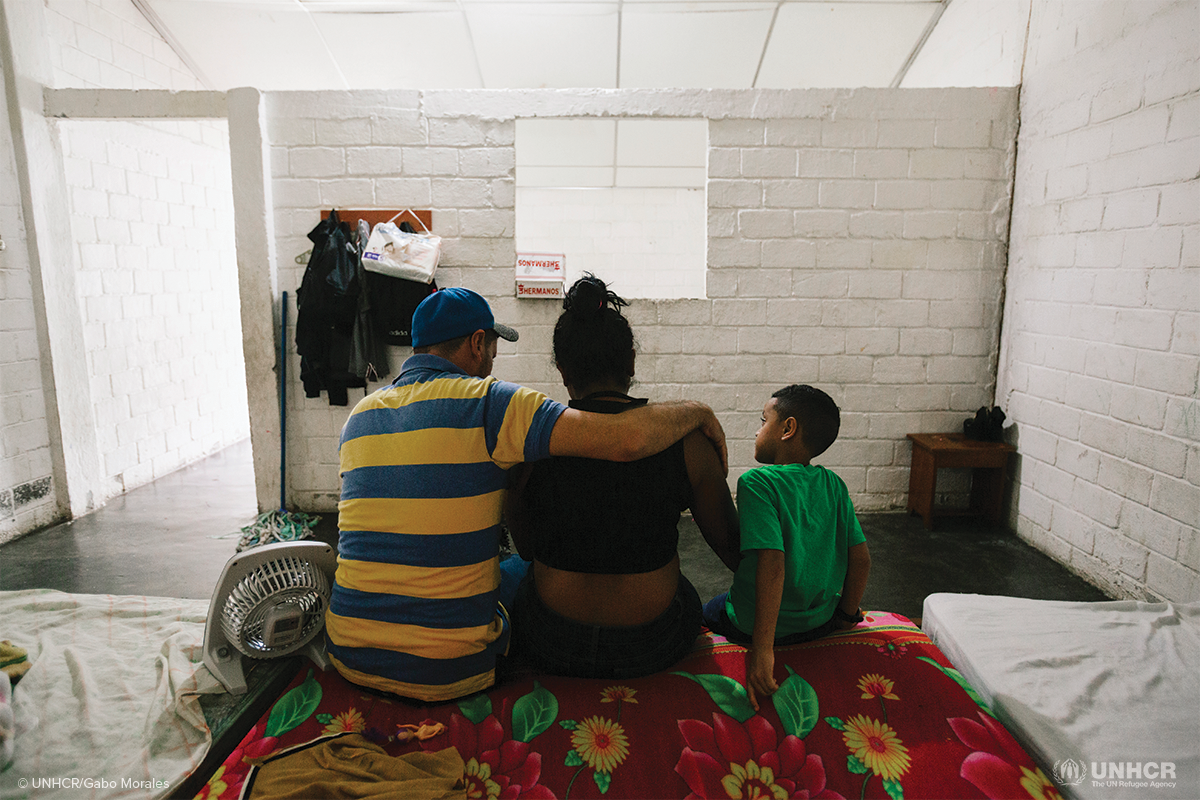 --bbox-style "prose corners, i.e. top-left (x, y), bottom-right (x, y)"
top-left (841, 714), bottom-right (912, 781)
top-left (198, 766), bottom-right (227, 799)
top-left (463, 757), bottom-right (502, 800)
top-left (858, 673), bottom-right (900, 701)
top-left (571, 716), bottom-right (630, 774)
top-left (600, 685), bottom-right (638, 704)
top-left (1020, 766), bottom-right (1065, 800)
top-left (720, 759), bottom-right (788, 800)
top-left (322, 707), bottom-right (365, 735)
